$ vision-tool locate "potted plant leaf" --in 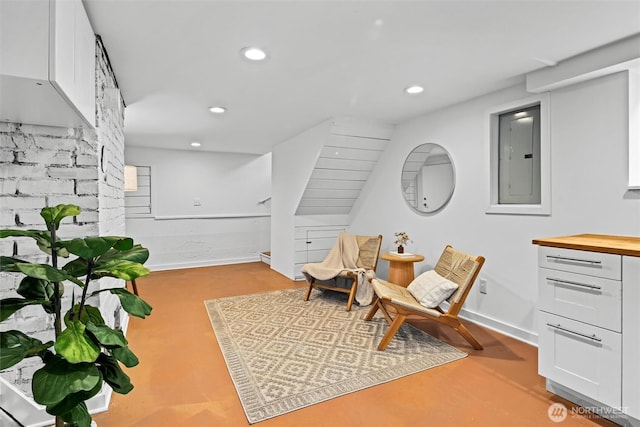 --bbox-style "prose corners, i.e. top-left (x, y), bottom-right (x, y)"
top-left (0, 204), bottom-right (152, 427)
